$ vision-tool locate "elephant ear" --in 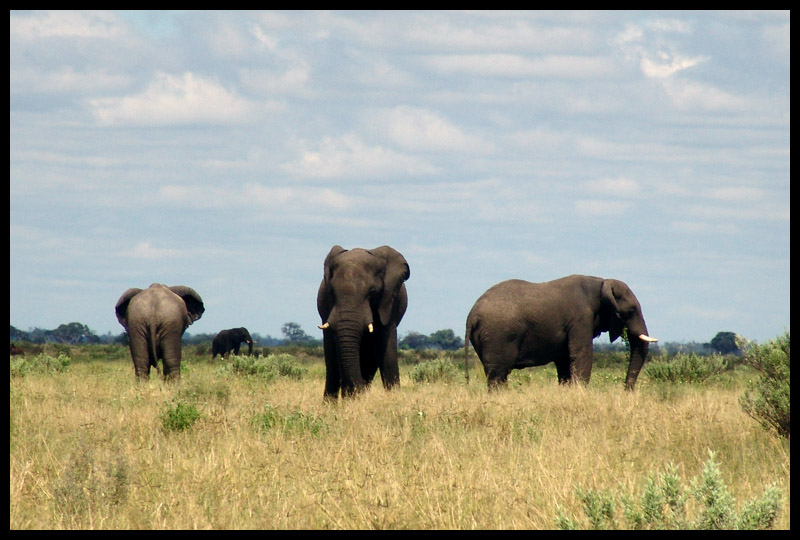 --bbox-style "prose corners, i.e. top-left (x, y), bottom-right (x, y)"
top-left (114, 288), bottom-right (143, 330)
top-left (600, 280), bottom-right (625, 343)
top-left (318, 245), bottom-right (347, 320)
top-left (168, 286), bottom-right (205, 325)
top-left (369, 246), bottom-right (410, 326)
top-left (323, 245), bottom-right (347, 284)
